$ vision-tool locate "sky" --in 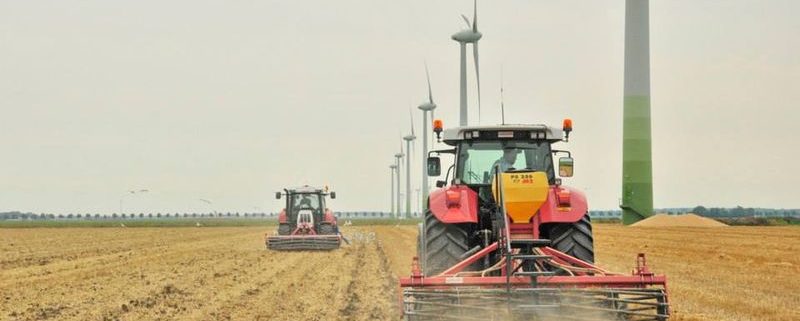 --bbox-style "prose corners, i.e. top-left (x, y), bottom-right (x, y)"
top-left (1, 0), bottom-right (798, 214)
